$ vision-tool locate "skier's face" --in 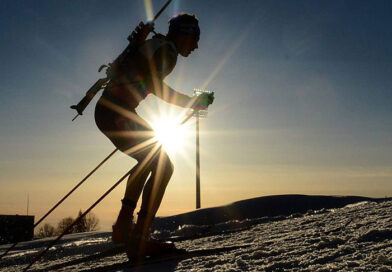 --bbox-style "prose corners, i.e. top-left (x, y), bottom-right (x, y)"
top-left (177, 34), bottom-right (199, 57)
